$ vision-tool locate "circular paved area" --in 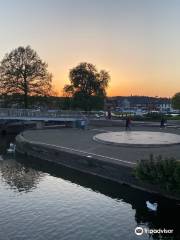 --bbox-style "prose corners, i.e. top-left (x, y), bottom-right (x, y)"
top-left (93, 131), bottom-right (180, 147)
